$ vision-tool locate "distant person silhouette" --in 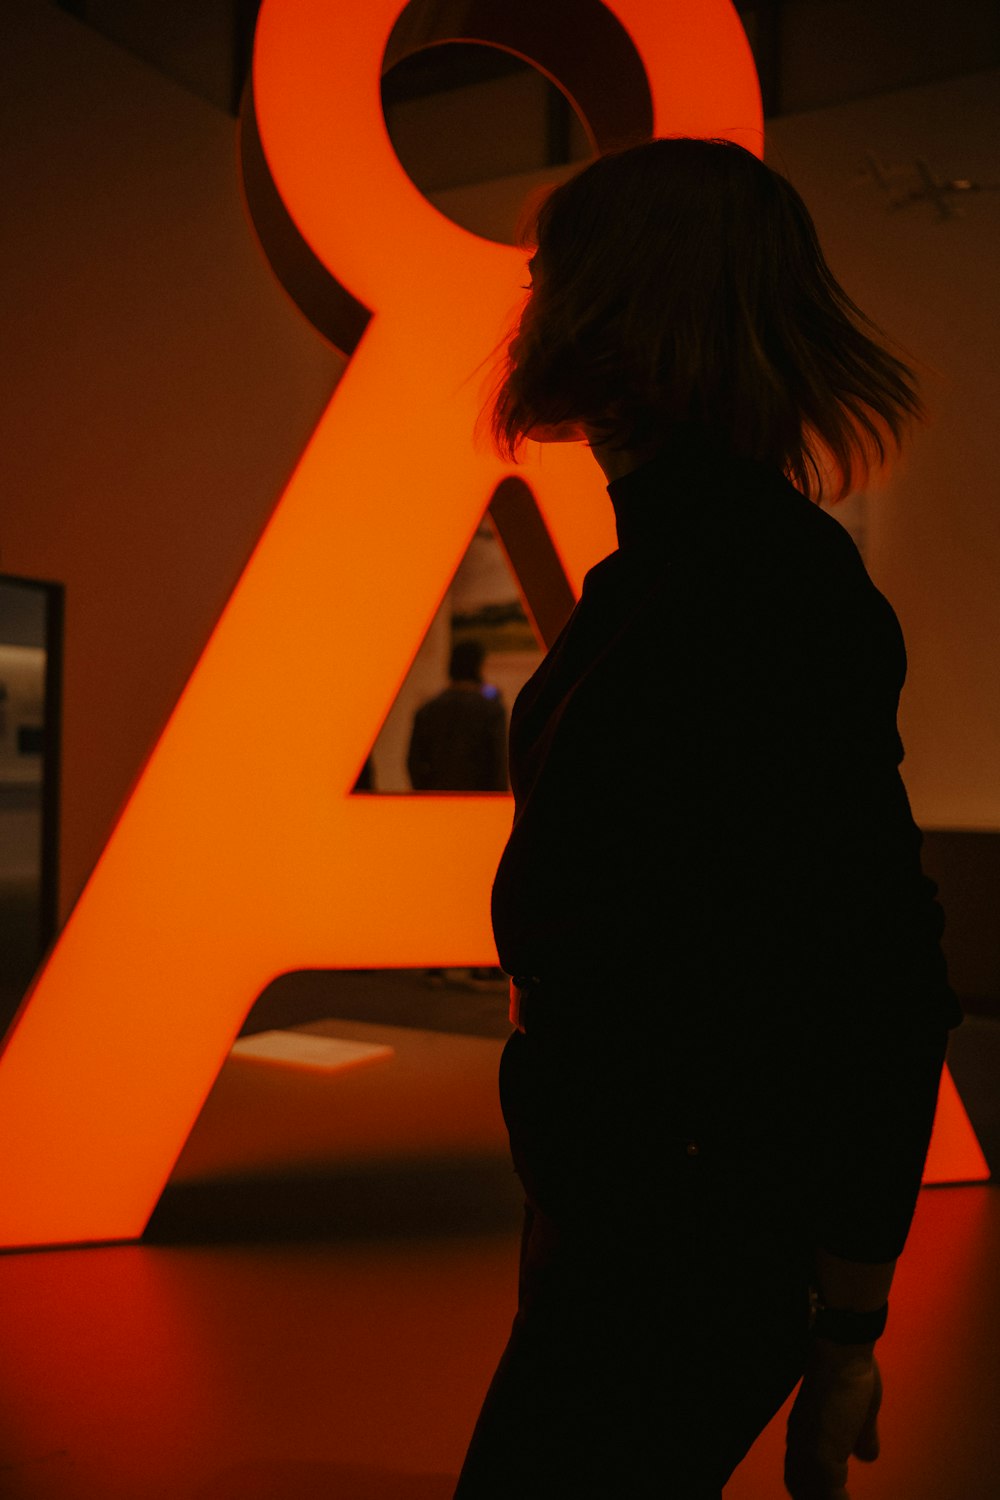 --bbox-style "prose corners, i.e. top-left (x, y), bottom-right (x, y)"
top-left (407, 640), bottom-right (507, 793)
